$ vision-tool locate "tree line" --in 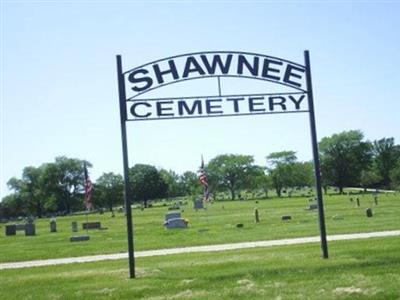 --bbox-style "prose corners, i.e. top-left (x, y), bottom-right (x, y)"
top-left (1, 130), bottom-right (399, 218)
